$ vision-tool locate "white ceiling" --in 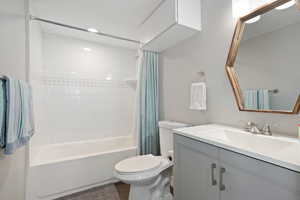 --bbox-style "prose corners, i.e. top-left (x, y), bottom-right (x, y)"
top-left (243, 5), bottom-right (300, 41)
top-left (31, 0), bottom-right (163, 48)
top-left (0, 0), bottom-right (25, 15)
